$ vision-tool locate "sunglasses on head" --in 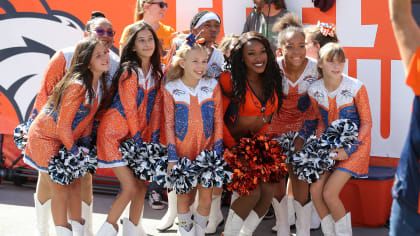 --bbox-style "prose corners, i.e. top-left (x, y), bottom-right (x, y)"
top-left (150, 2), bottom-right (168, 8)
top-left (92, 29), bottom-right (115, 37)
